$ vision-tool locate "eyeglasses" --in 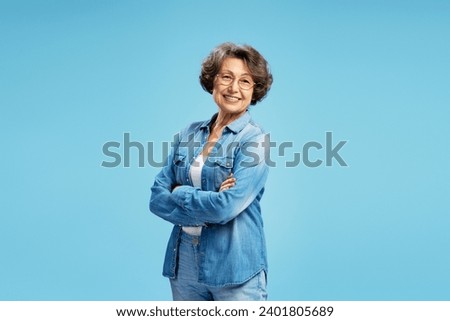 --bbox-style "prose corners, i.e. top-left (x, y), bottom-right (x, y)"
top-left (216, 73), bottom-right (256, 90)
